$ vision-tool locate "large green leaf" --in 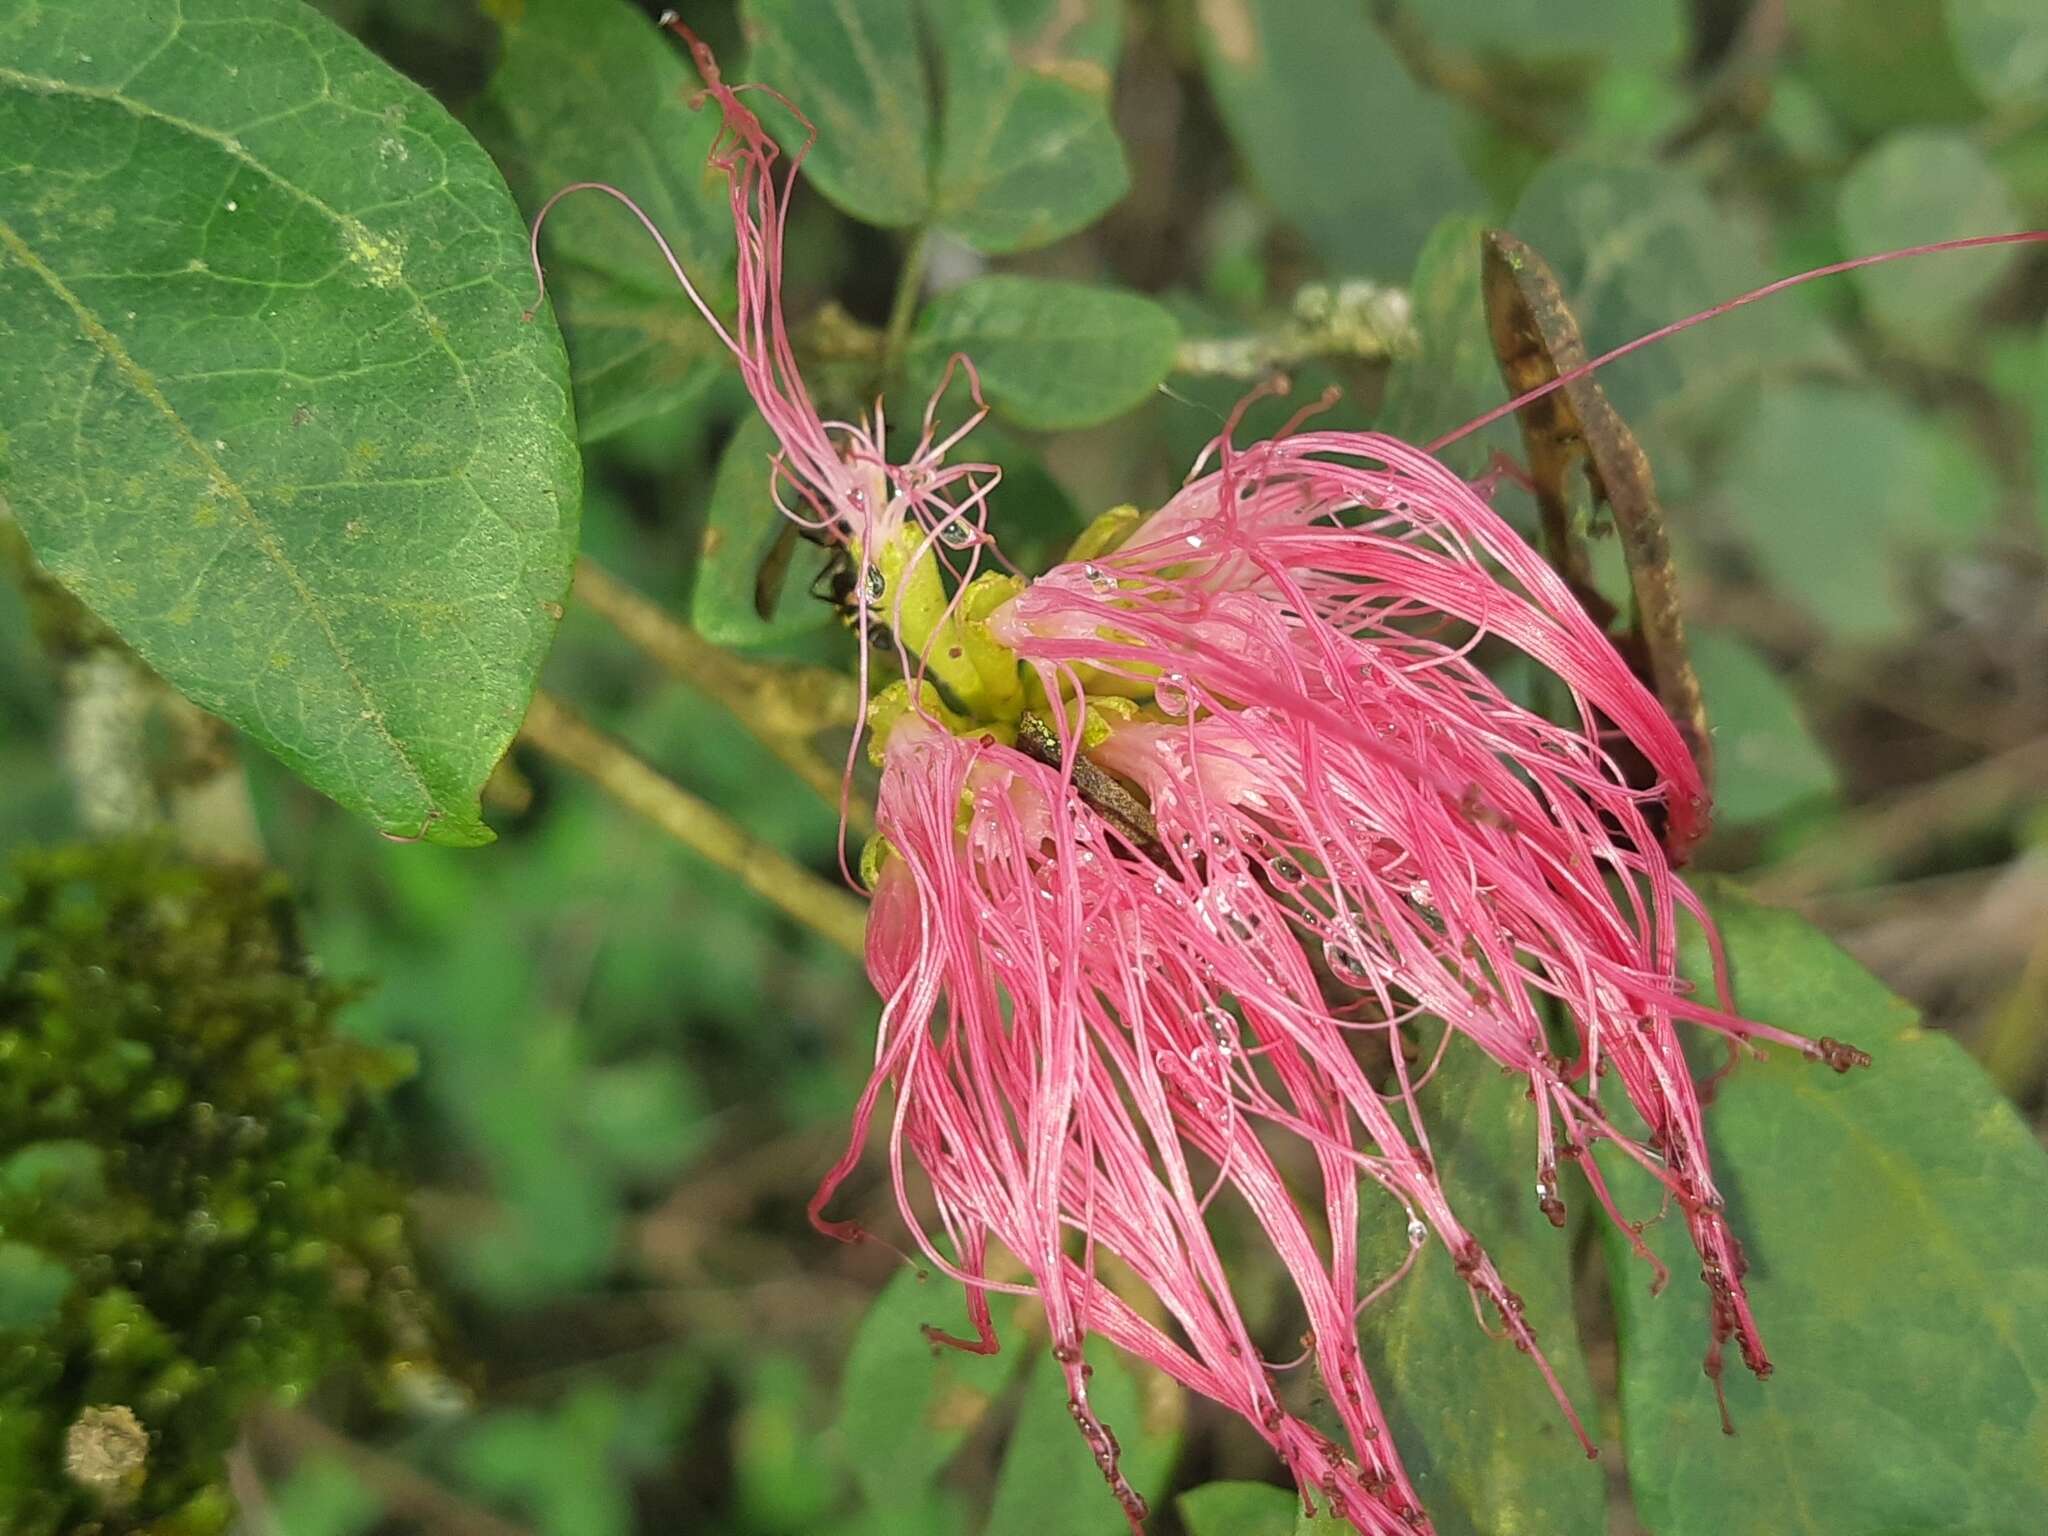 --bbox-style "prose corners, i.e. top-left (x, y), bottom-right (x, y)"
top-left (1194, 0), bottom-right (1483, 276)
top-left (834, 1266), bottom-right (1028, 1511)
top-left (927, 0), bottom-right (1128, 253)
top-left (983, 1338), bottom-right (1181, 1536)
top-left (1354, 1043), bottom-right (1606, 1536)
top-left (1605, 882), bottom-right (2048, 1536)
top-left (1715, 384), bottom-right (1996, 642)
top-left (1945, 0), bottom-right (2048, 107)
top-left (1837, 131), bottom-right (2021, 357)
top-left (741, 0), bottom-right (932, 230)
top-left (471, 0), bottom-right (734, 443)
top-left (907, 276), bottom-right (1180, 431)
top-left (0, 0), bottom-right (580, 847)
